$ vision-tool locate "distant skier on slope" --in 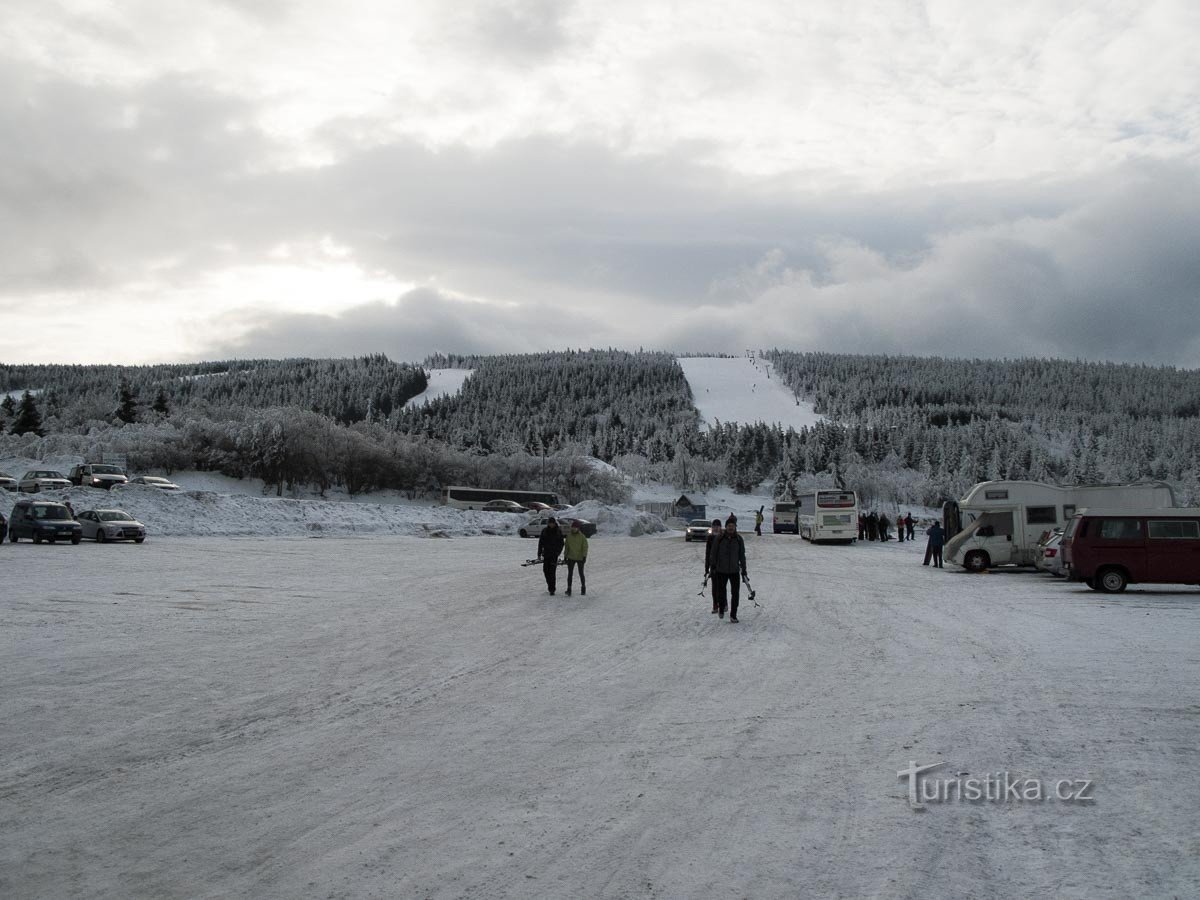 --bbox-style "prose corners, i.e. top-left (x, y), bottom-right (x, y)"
top-left (536, 518), bottom-right (565, 595)
top-left (708, 515), bottom-right (748, 622)
top-left (564, 520), bottom-right (589, 596)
